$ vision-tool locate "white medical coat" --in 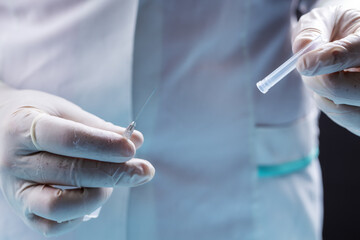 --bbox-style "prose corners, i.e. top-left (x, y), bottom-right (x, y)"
top-left (0, 0), bottom-right (323, 239)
